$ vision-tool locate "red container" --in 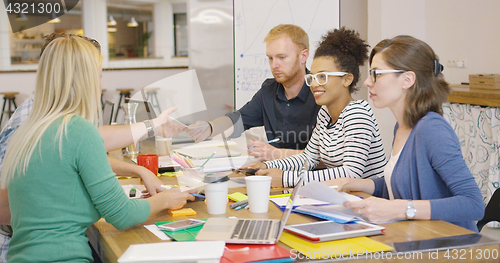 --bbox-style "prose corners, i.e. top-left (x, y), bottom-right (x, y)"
top-left (137, 154), bottom-right (159, 176)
